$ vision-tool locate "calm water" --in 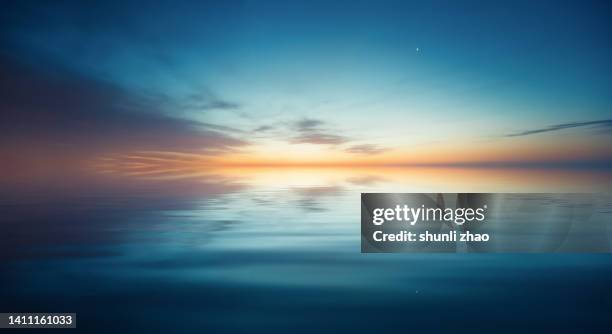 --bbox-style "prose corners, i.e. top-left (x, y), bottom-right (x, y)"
top-left (1, 166), bottom-right (611, 332)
